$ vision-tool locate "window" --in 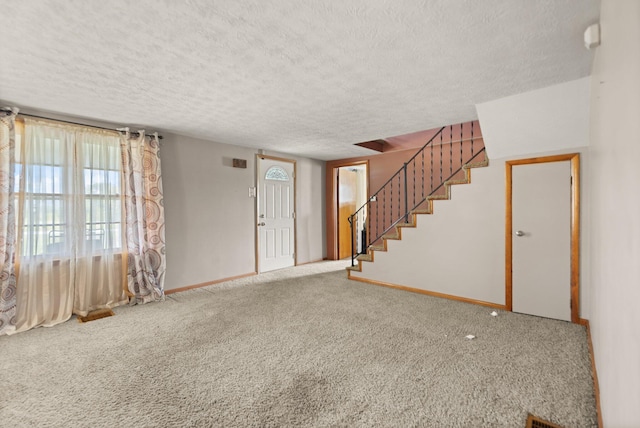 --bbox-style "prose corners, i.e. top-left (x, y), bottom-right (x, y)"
top-left (81, 140), bottom-right (123, 254)
top-left (265, 166), bottom-right (289, 181)
top-left (15, 120), bottom-right (123, 257)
